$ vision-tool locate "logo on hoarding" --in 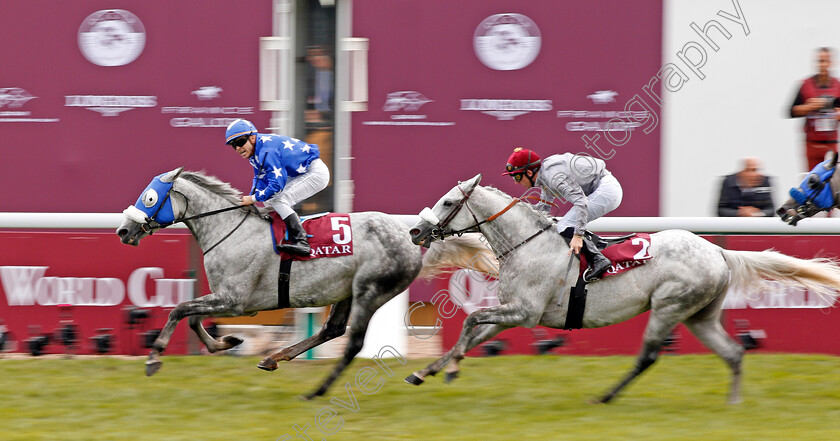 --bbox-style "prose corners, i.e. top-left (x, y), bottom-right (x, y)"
top-left (362, 91), bottom-right (454, 126)
top-left (160, 88), bottom-right (253, 128)
top-left (474, 13), bottom-right (541, 71)
top-left (65, 95), bottom-right (157, 116)
top-left (0, 88), bottom-right (36, 108)
top-left (78, 9), bottom-right (146, 67)
top-left (0, 87), bottom-right (59, 123)
top-left (383, 91), bottom-right (432, 112)
top-left (191, 86), bottom-right (223, 100)
top-left (460, 99), bottom-right (552, 121)
top-left (587, 90), bottom-right (618, 104)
